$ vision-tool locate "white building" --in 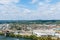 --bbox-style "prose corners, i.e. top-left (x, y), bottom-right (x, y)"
top-left (55, 33), bottom-right (60, 38)
top-left (33, 29), bottom-right (55, 37)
